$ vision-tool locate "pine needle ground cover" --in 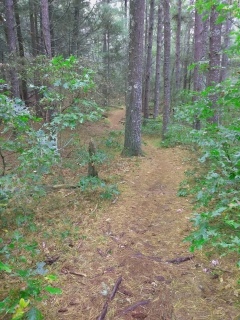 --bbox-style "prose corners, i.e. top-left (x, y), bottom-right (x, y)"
top-left (1, 108), bottom-right (239, 319)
